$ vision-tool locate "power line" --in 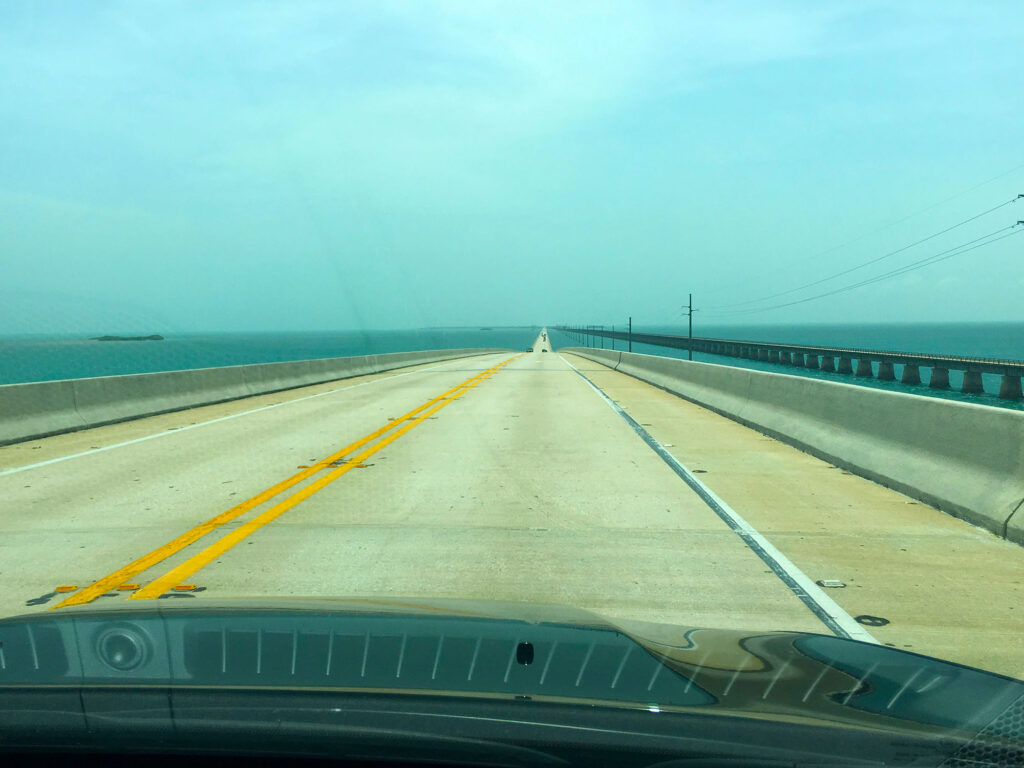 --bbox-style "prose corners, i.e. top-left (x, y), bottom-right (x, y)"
top-left (707, 196), bottom-right (1020, 310)
top-left (705, 226), bottom-right (1020, 316)
top-left (703, 225), bottom-right (1022, 317)
top-left (705, 226), bottom-right (1018, 316)
top-left (723, 160), bottom-right (1024, 290)
top-left (827, 227), bottom-right (1020, 293)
